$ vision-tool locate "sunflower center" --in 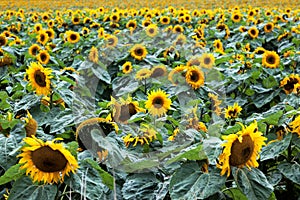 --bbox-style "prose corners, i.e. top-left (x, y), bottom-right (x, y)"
top-left (163, 18), bottom-right (168, 23)
top-left (31, 146), bottom-right (67, 172)
top-left (190, 70), bottom-right (200, 82)
top-left (151, 68), bottom-right (165, 78)
top-left (229, 135), bottom-right (254, 166)
top-left (204, 57), bottom-right (211, 65)
top-left (148, 28), bottom-right (155, 34)
top-left (108, 38), bottom-right (115, 45)
top-left (125, 65), bottom-right (130, 71)
top-left (0, 37), bottom-right (6, 46)
top-left (153, 97), bottom-right (163, 108)
top-left (250, 29), bottom-right (256, 35)
top-left (40, 34), bottom-right (45, 41)
top-left (234, 15), bottom-right (239, 20)
top-left (266, 24), bottom-right (272, 30)
top-left (129, 22), bottom-right (135, 28)
top-left (34, 70), bottom-right (47, 87)
top-left (266, 55), bottom-right (275, 64)
top-left (40, 53), bottom-right (47, 61)
top-left (135, 48), bottom-right (144, 56)
top-left (284, 78), bottom-right (298, 91)
top-left (70, 34), bottom-right (77, 41)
